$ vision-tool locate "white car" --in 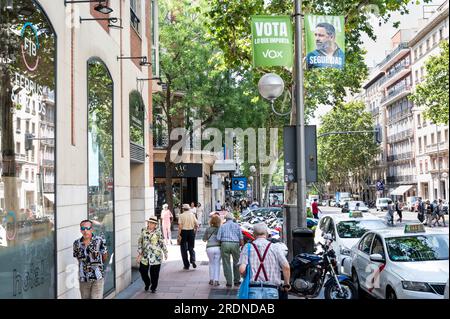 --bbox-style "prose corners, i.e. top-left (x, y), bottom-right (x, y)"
top-left (314, 212), bottom-right (387, 275)
top-left (376, 197), bottom-right (391, 211)
top-left (347, 225), bottom-right (449, 299)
